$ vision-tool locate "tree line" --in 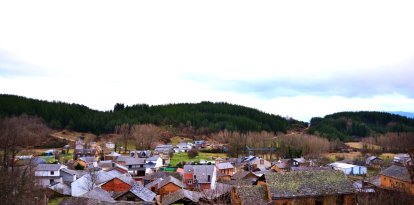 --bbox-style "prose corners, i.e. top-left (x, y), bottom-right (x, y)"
top-left (0, 94), bottom-right (304, 135)
top-left (308, 111), bottom-right (414, 141)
